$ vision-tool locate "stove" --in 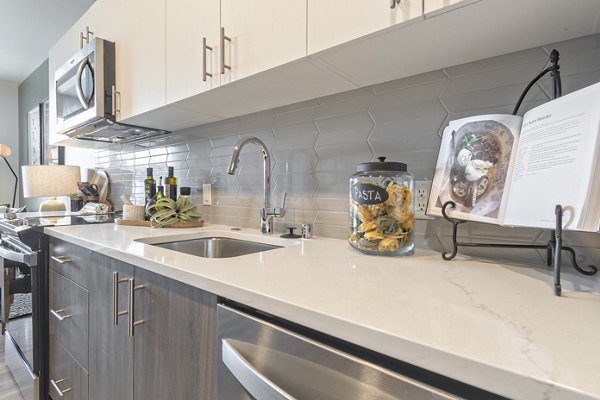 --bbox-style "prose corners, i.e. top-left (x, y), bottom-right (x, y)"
top-left (0, 212), bottom-right (116, 400)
